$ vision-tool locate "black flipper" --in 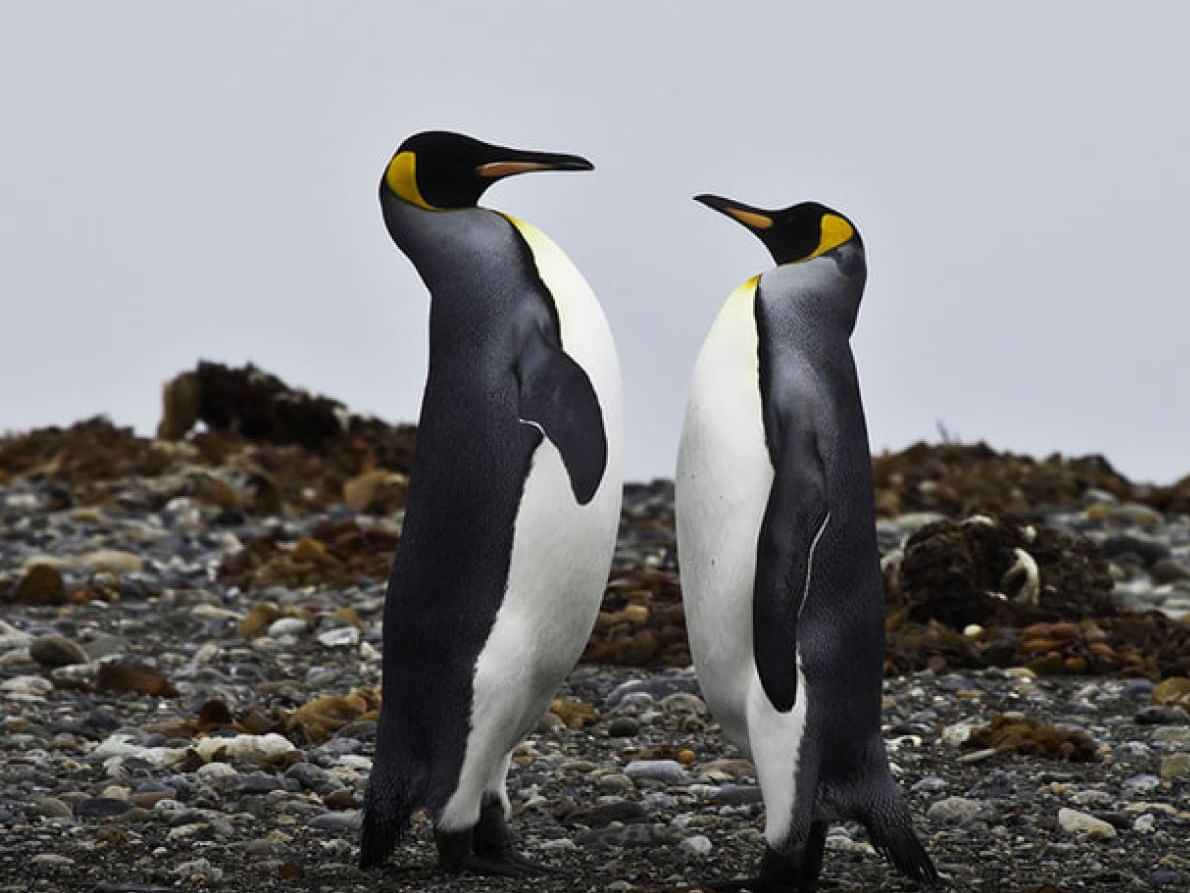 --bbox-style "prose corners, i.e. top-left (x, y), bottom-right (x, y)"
top-left (861, 775), bottom-right (940, 885)
top-left (516, 329), bottom-right (607, 505)
top-left (752, 408), bottom-right (829, 713)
